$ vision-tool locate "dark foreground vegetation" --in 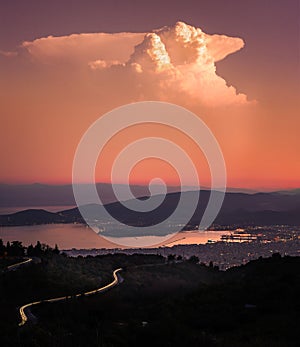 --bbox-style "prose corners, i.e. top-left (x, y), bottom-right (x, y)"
top-left (0, 242), bottom-right (299, 347)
